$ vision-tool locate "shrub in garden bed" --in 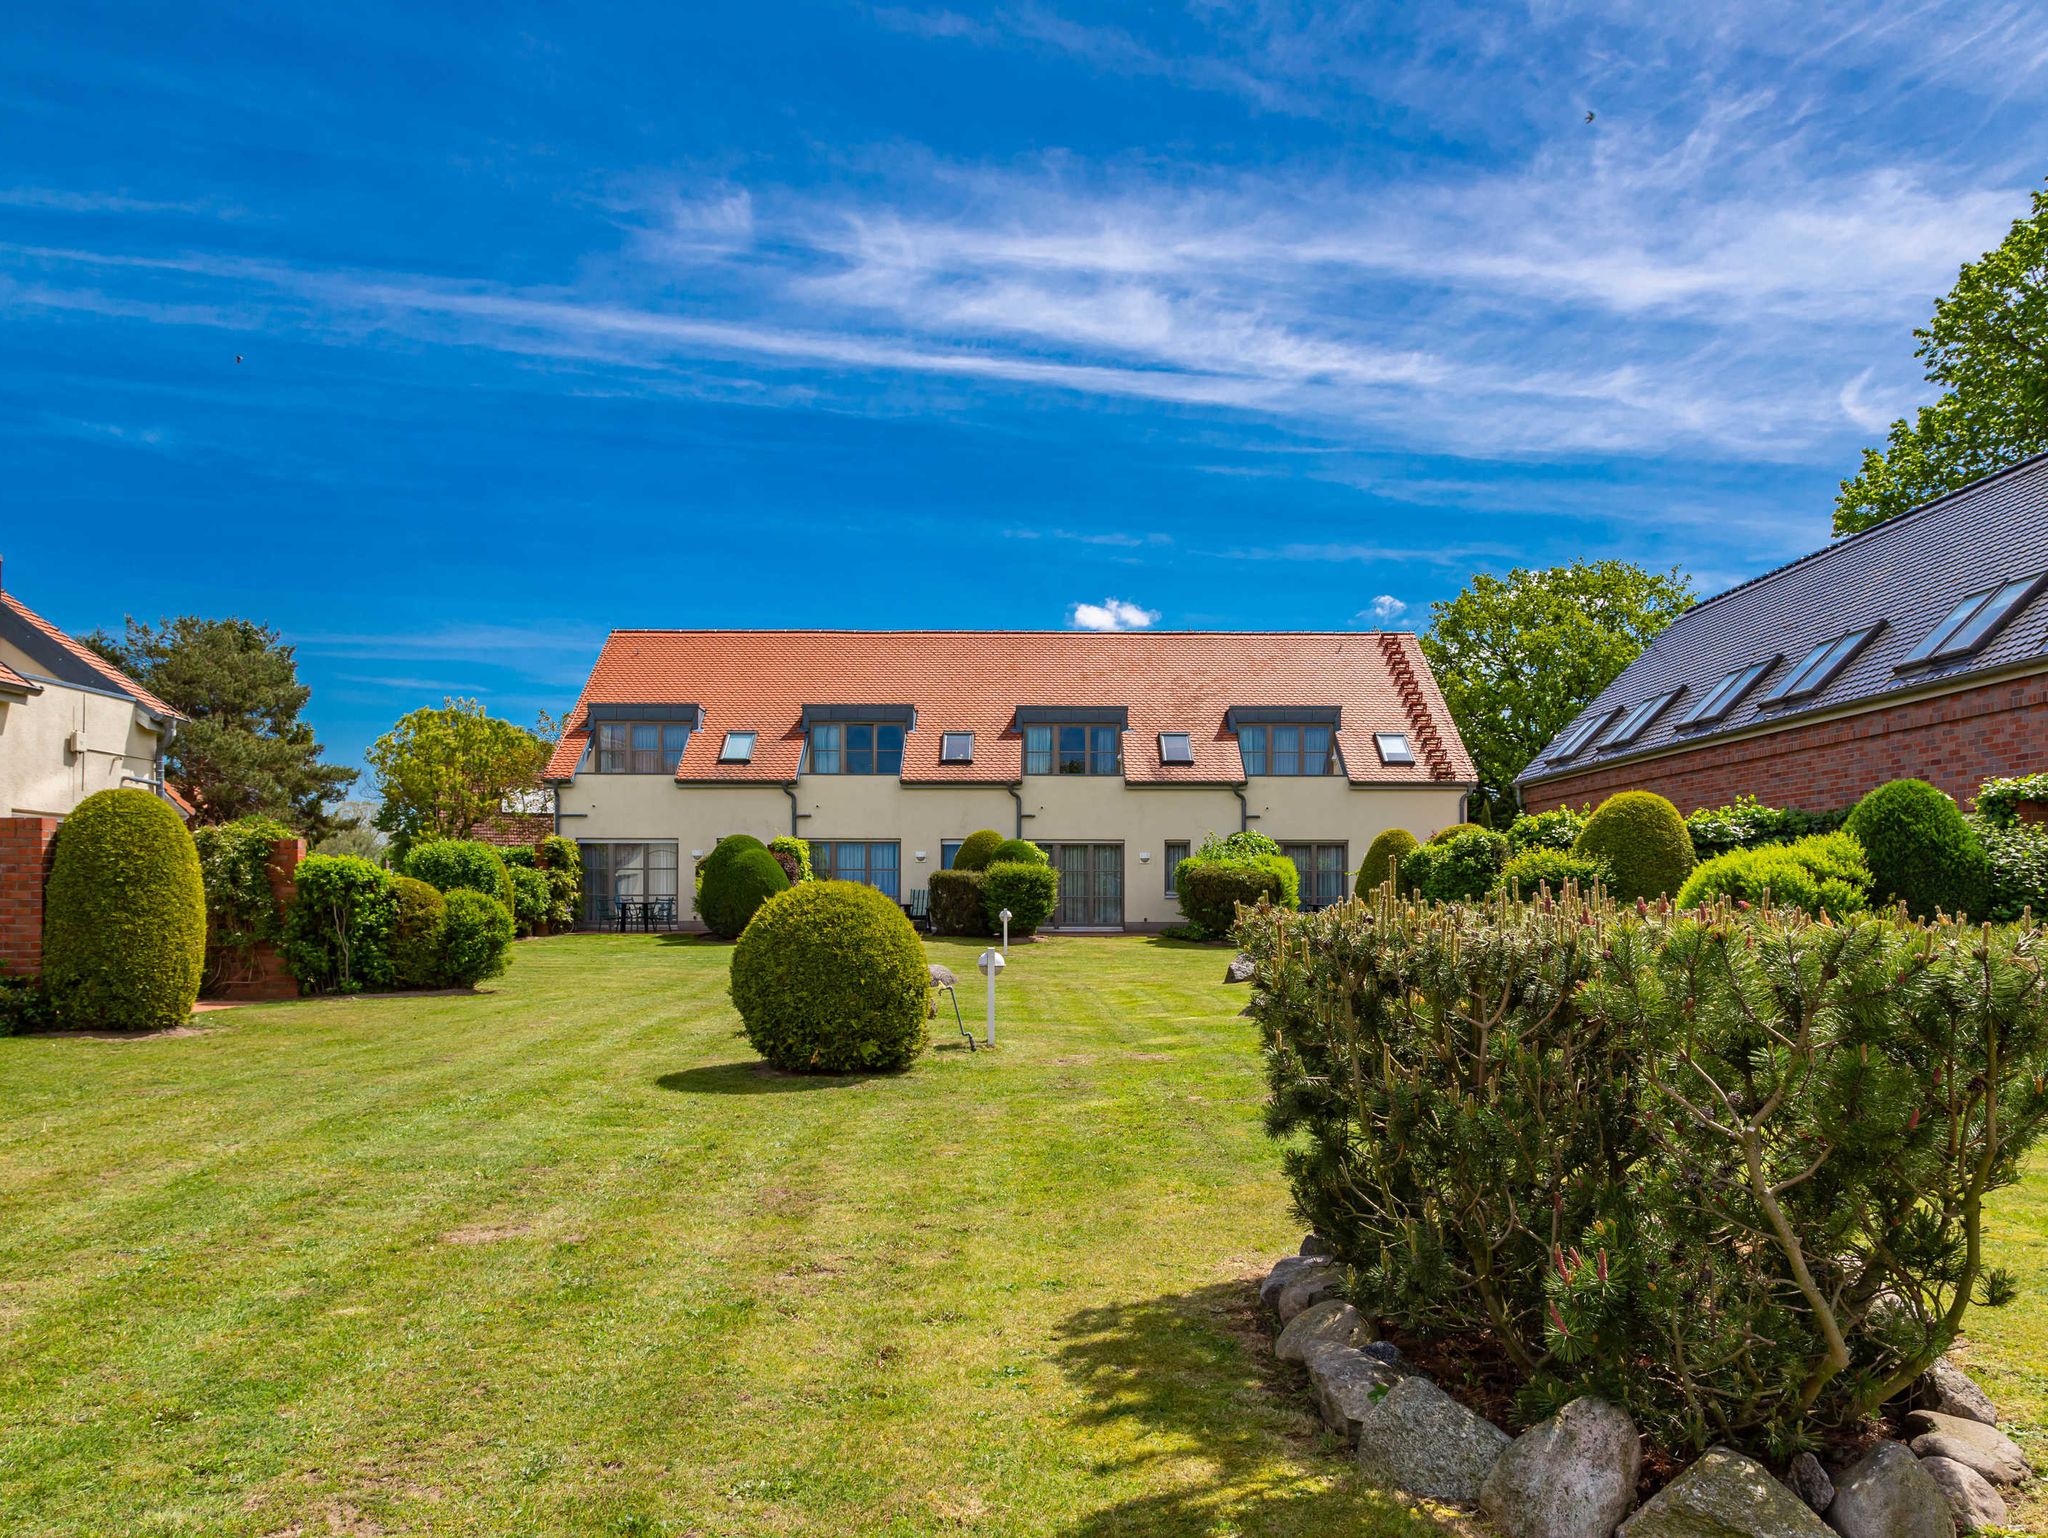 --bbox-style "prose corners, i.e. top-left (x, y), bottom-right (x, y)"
top-left (729, 880), bottom-right (929, 1072)
top-left (281, 855), bottom-right (399, 993)
top-left (1845, 778), bottom-right (1990, 919)
top-left (949, 829), bottom-right (1005, 872)
top-left (191, 814), bottom-right (296, 990)
top-left (388, 876), bottom-right (447, 989)
top-left (1682, 794), bottom-right (1845, 860)
top-left (0, 962), bottom-right (52, 1035)
top-left (700, 846), bottom-right (789, 939)
top-left (767, 835), bottom-right (813, 883)
top-left (533, 835), bottom-right (582, 931)
top-left (1505, 805), bottom-right (1587, 853)
top-left (1177, 857), bottom-right (1293, 938)
top-left (988, 837), bottom-right (1048, 866)
top-left (1245, 889), bottom-right (2048, 1456)
top-left (1494, 845), bottom-right (1609, 897)
top-left (1973, 815), bottom-right (2048, 921)
top-left (983, 860), bottom-right (1058, 937)
top-left (1399, 827), bottom-right (1507, 902)
top-left (1573, 789), bottom-right (1694, 902)
top-left (1675, 831), bottom-right (1872, 918)
top-left (1354, 828), bottom-right (1417, 896)
top-left (928, 869), bottom-right (989, 935)
top-left (41, 788), bottom-right (207, 1032)
top-left (506, 865), bottom-right (551, 937)
top-left (439, 888), bottom-right (516, 986)
top-left (402, 839), bottom-right (515, 911)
